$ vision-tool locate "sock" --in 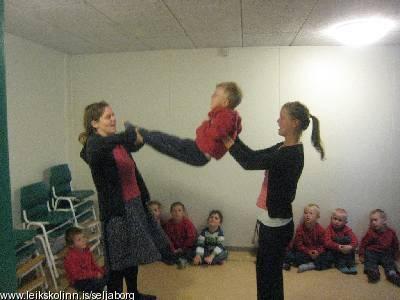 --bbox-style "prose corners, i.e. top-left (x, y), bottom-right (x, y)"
top-left (297, 262), bottom-right (316, 273)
